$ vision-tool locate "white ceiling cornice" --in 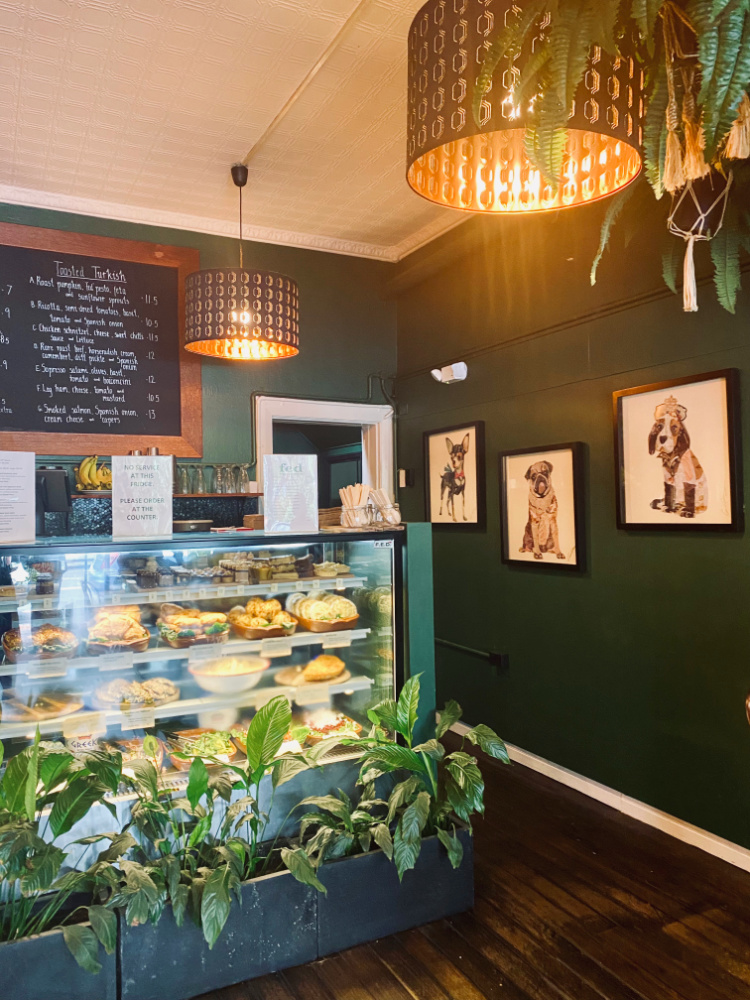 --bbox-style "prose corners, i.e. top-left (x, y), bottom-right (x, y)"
top-left (0, 182), bottom-right (466, 263)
